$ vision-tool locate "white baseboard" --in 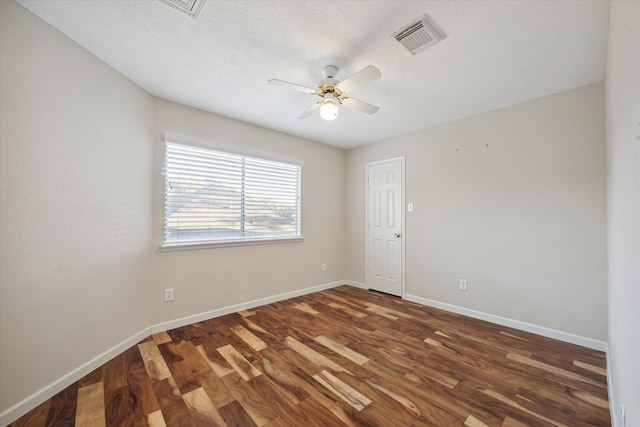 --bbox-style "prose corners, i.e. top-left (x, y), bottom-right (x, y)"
top-left (606, 356), bottom-right (618, 426)
top-left (403, 293), bottom-right (608, 352)
top-left (150, 280), bottom-right (349, 334)
top-left (341, 280), bottom-right (368, 289)
top-left (0, 327), bottom-right (150, 427)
